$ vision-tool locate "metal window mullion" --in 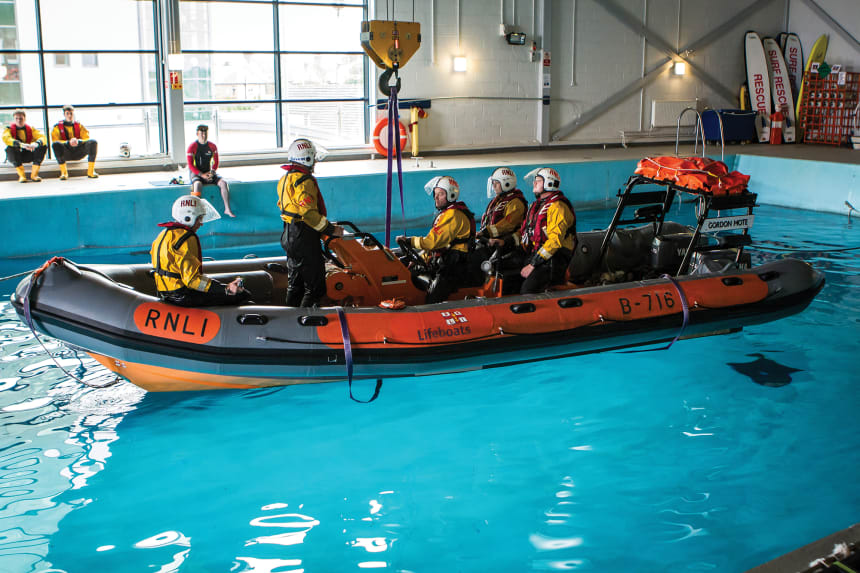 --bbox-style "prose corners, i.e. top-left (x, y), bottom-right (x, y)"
top-left (34, 0), bottom-right (49, 159)
top-left (273, 0), bottom-right (283, 148)
top-left (362, 0), bottom-right (369, 144)
top-left (184, 98), bottom-right (364, 105)
top-left (154, 0), bottom-right (166, 154)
